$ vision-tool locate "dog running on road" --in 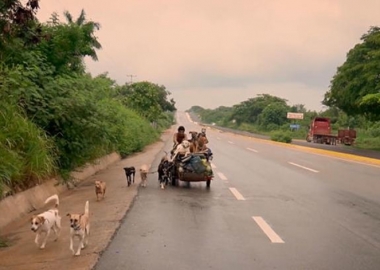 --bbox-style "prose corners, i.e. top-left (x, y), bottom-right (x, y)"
top-left (140, 164), bottom-right (149, 187)
top-left (95, 180), bottom-right (106, 201)
top-left (66, 200), bottom-right (90, 256)
top-left (123, 166), bottom-right (136, 186)
top-left (30, 194), bottom-right (61, 249)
